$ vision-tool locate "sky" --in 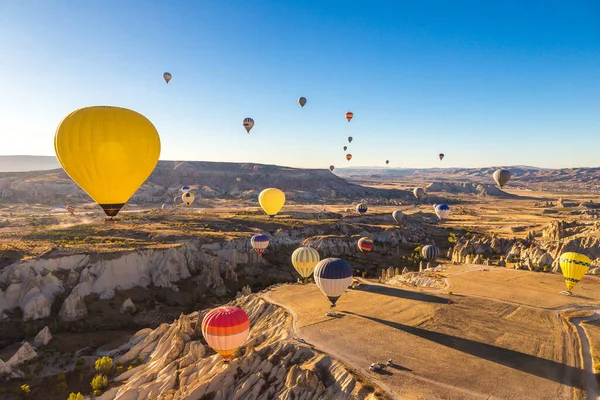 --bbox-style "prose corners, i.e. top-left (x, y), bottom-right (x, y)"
top-left (0, 0), bottom-right (598, 169)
